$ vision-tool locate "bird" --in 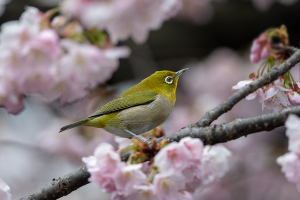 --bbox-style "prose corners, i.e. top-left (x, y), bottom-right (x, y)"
top-left (59, 68), bottom-right (188, 143)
